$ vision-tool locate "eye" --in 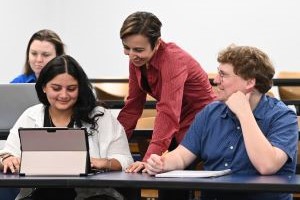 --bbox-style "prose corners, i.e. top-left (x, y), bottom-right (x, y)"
top-left (42, 53), bottom-right (51, 57)
top-left (51, 86), bottom-right (61, 91)
top-left (67, 86), bottom-right (78, 92)
top-left (123, 45), bottom-right (130, 50)
top-left (133, 48), bottom-right (144, 53)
